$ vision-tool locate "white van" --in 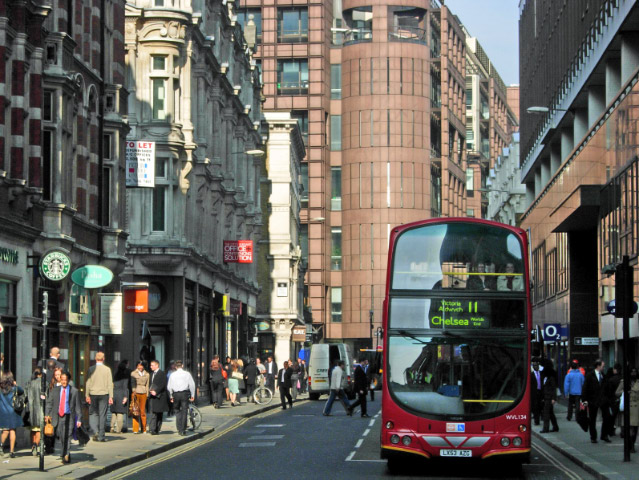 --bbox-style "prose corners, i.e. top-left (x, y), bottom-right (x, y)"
top-left (307, 343), bottom-right (353, 400)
